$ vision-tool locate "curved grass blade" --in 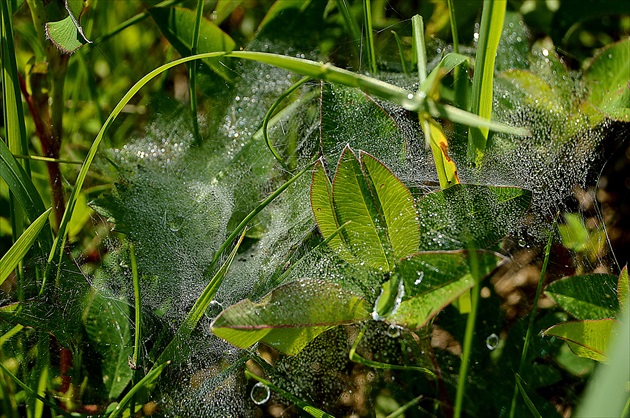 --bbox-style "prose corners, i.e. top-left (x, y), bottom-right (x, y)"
top-left (107, 361), bottom-right (169, 418)
top-left (0, 208), bottom-right (52, 286)
top-left (156, 230), bottom-right (245, 365)
top-left (360, 151), bottom-right (419, 259)
top-left (515, 374), bottom-right (542, 418)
